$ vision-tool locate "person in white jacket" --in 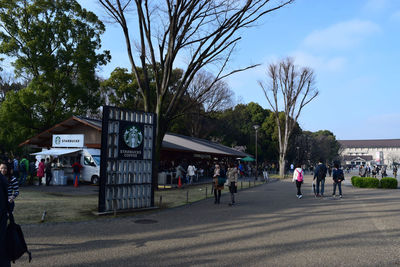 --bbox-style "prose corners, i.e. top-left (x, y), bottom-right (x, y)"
top-left (187, 164), bottom-right (197, 184)
top-left (292, 164), bottom-right (304, 199)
